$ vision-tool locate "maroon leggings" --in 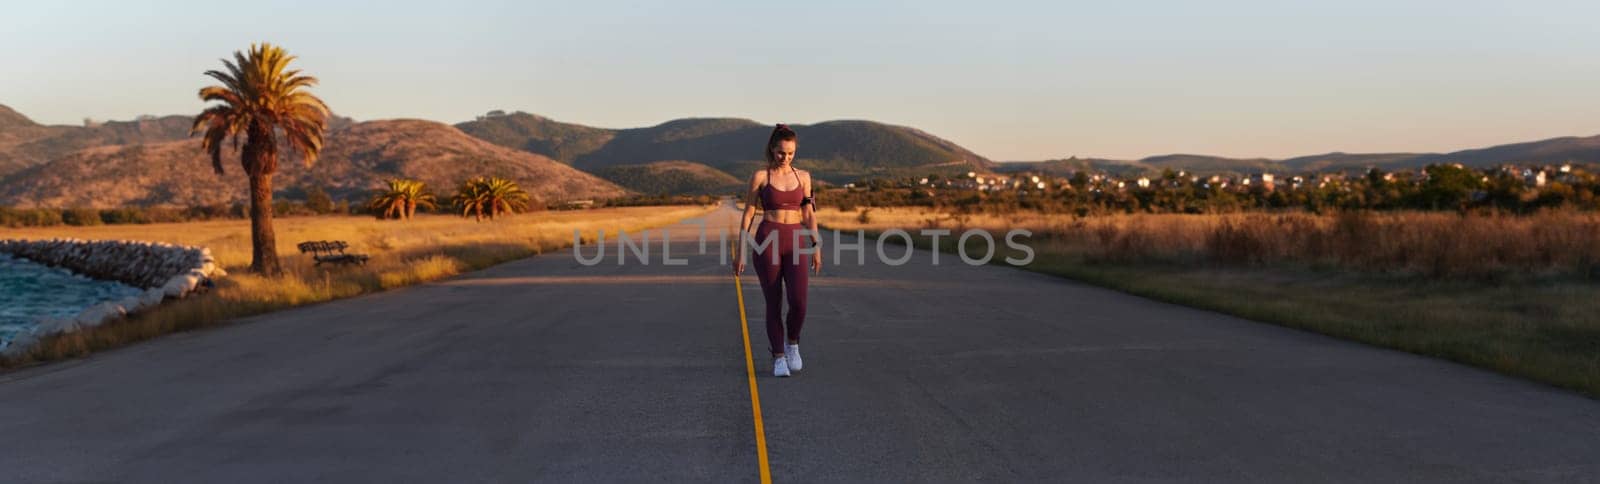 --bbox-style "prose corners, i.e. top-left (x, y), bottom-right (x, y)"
top-left (751, 221), bottom-right (809, 356)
